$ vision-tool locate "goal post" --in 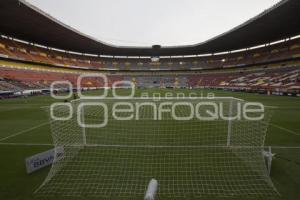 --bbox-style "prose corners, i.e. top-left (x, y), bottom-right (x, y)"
top-left (37, 97), bottom-right (277, 199)
top-left (227, 98), bottom-right (233, 146)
